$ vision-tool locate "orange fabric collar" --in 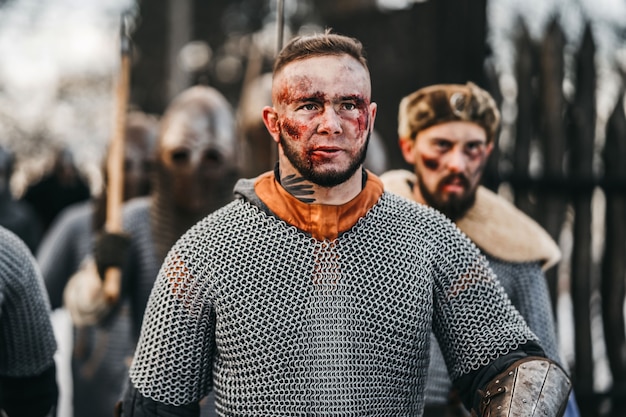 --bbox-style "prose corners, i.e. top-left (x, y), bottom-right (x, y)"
top-left (254, 171), bottom-right (384, 241)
